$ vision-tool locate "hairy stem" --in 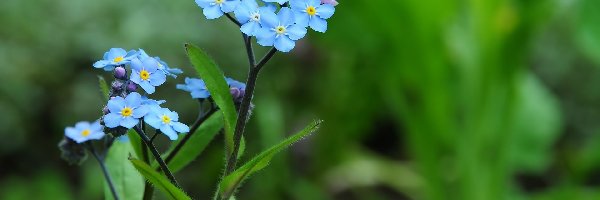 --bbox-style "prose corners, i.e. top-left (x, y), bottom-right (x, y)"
top-left (133, 126), bottom-right (181, 188)
top-left (88, 143), bottom-right (119, 200)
